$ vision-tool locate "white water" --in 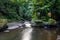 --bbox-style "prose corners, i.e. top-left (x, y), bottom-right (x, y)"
top-left (24, 21), bottom-right (31, 27)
